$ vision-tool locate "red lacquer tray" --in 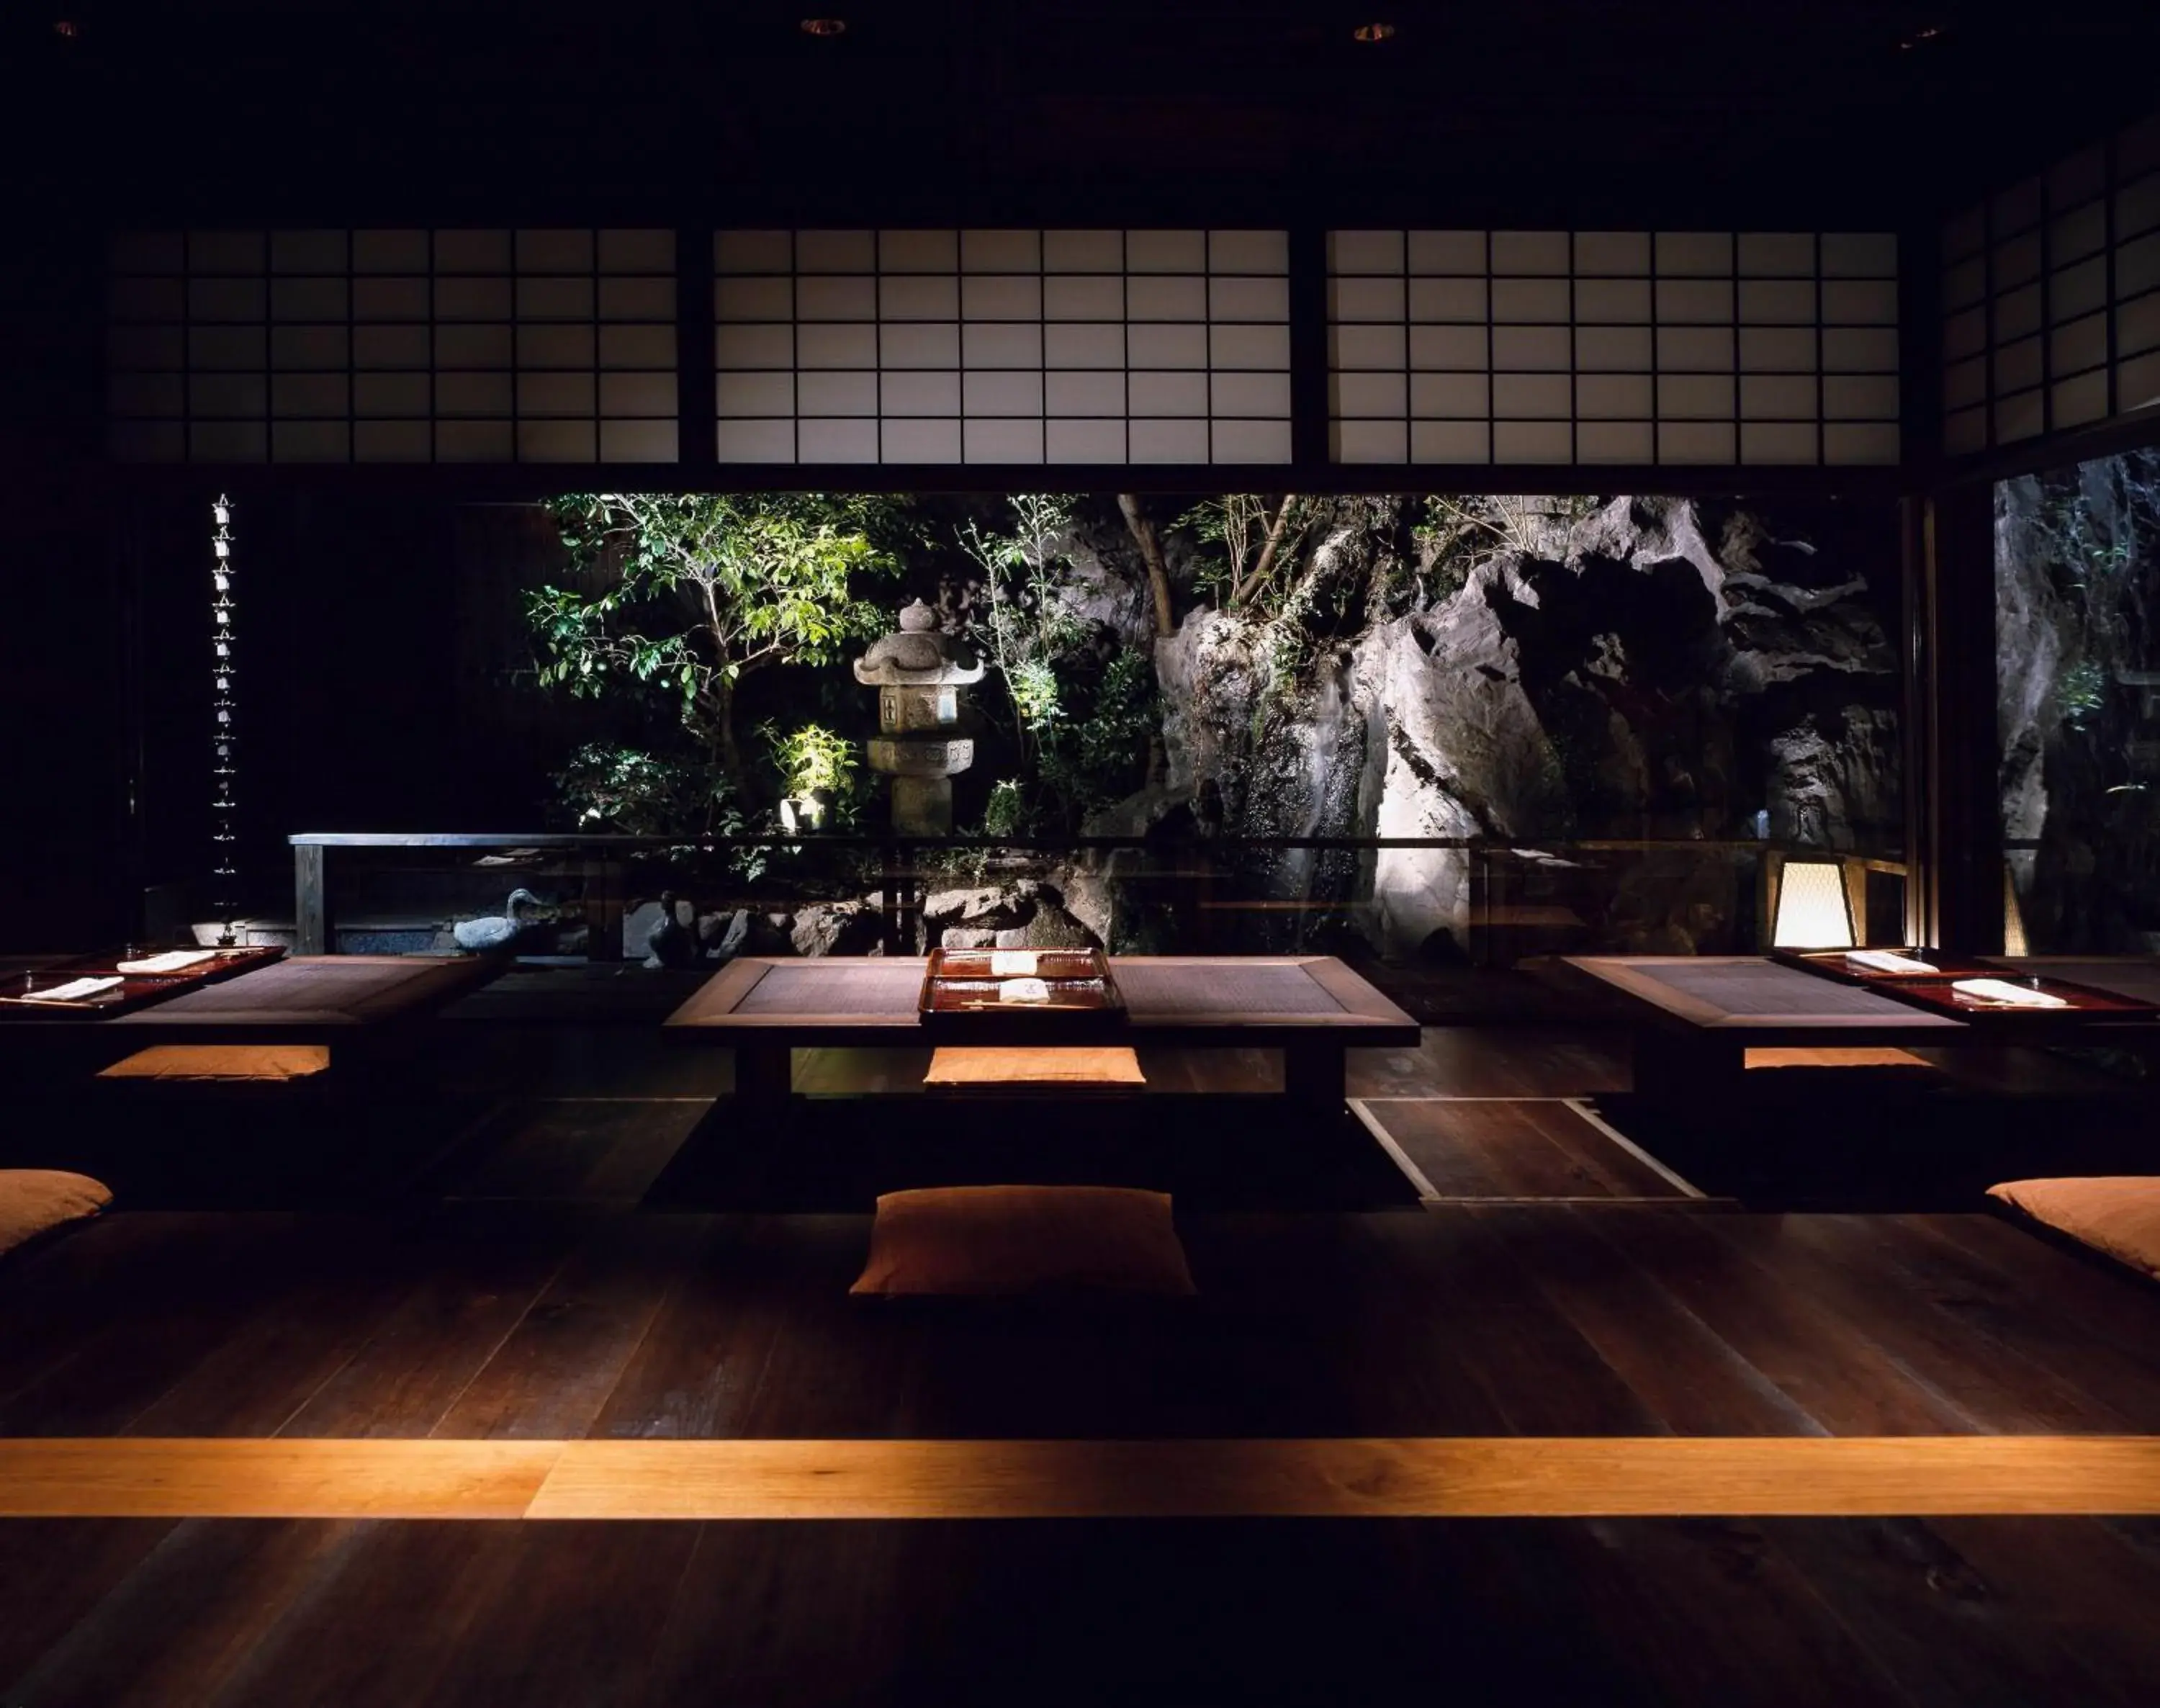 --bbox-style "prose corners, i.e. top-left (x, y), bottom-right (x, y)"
top-left (1881, 974), bottom-right (2159, 1022)
top-left (1775, 948), bottom-right (2001, 986)
top-left (0, 945), bottom-right (285, 1020)
top-left (918, 946), bottom-right (1126, 1035)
